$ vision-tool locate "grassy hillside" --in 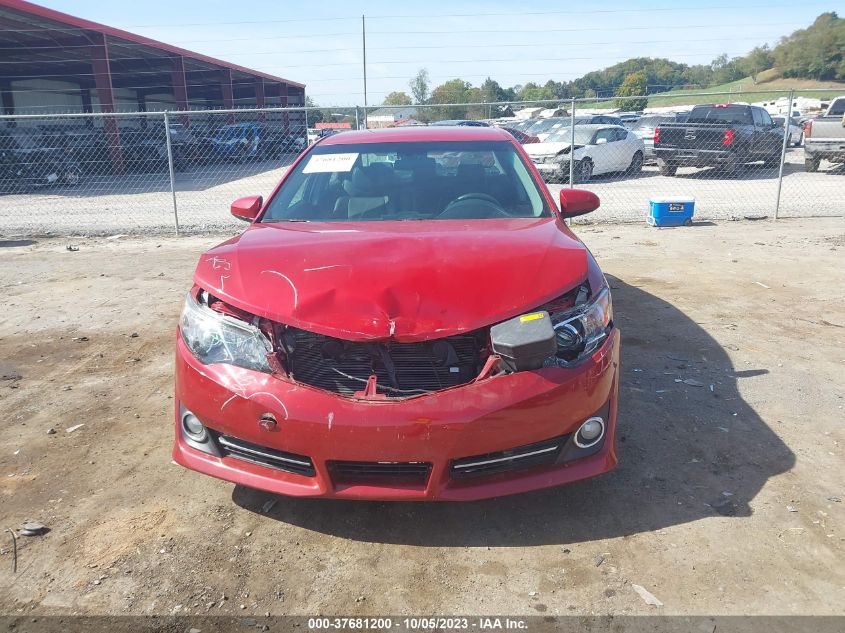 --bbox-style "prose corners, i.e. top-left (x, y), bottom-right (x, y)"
top-left (646, 71), bottom-right (845, 108)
